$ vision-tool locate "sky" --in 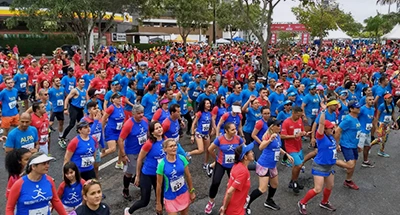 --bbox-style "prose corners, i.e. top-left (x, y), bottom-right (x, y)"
top-left (273, 0), bottom-right (393, 24)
